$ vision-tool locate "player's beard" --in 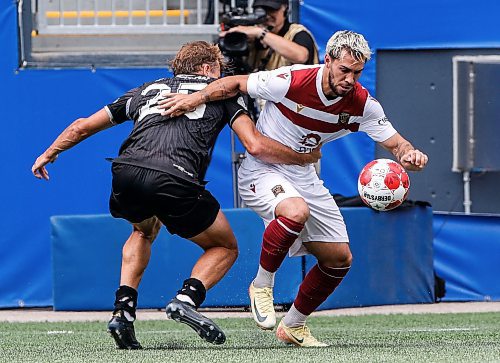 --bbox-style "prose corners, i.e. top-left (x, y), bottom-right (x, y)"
top-left (328, 70), bottom-right (352, 97)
